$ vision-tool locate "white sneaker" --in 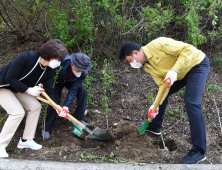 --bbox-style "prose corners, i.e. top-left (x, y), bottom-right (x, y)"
top-left (17, 138), bottom-right (42, 150)
top-left (0, 148), bottom-right (9, 158)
